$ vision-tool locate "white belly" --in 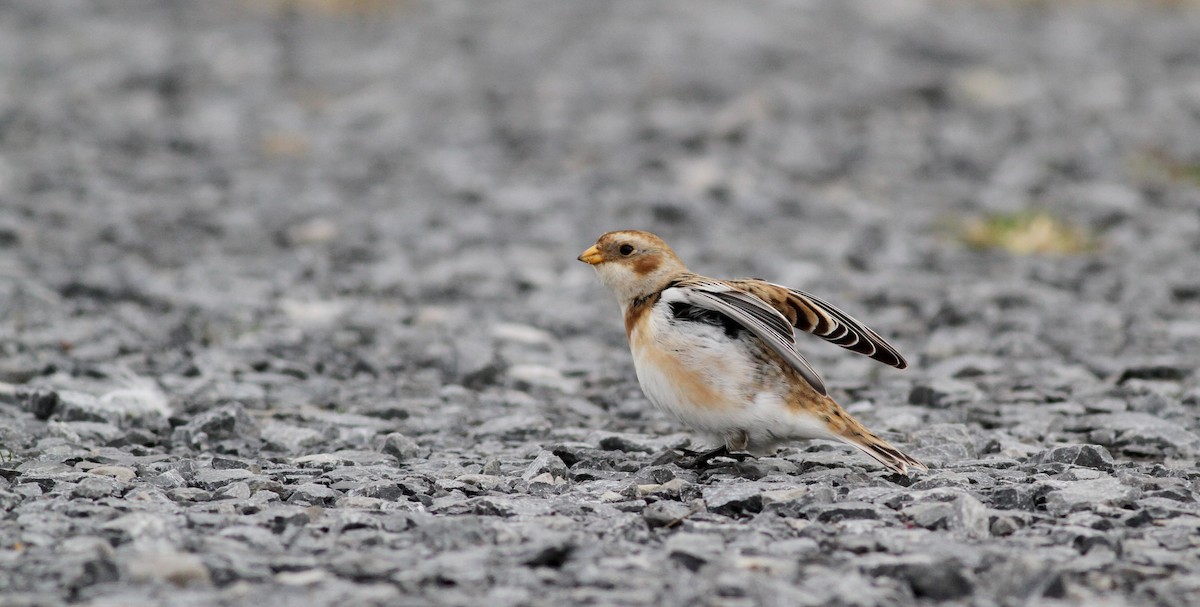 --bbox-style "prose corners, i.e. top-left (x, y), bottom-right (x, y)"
top-left (628, 301), bottom-right (833, 451)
